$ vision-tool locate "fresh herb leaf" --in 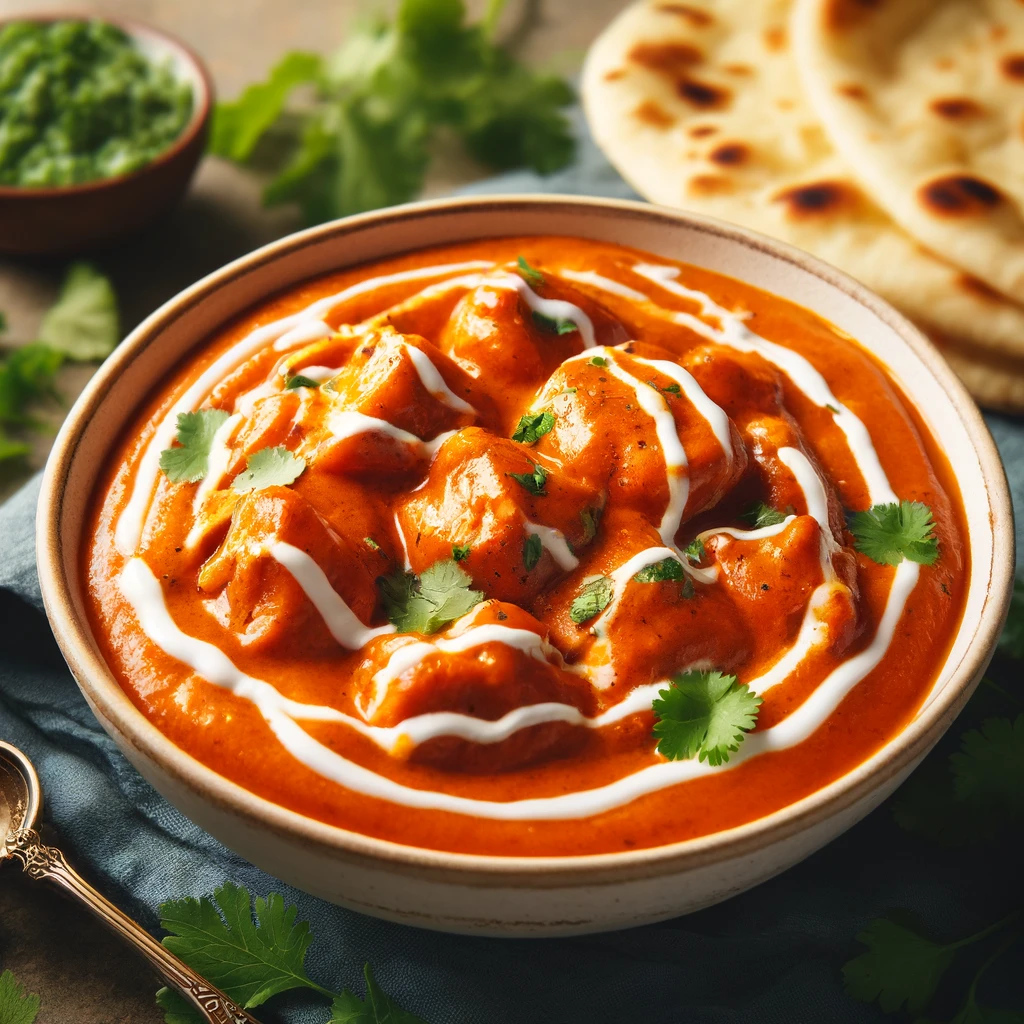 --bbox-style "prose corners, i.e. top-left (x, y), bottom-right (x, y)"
top-left (580, 506), bottom-right (601, 543)
top-left (849, 500), bottom-right (939, 567)
top-left (508, 460), bottom-right (548, 496)
top-left (211, 51), bottom-right (324, 161)
top-left (232, 446), bottom-right (306, 492)
top-left (532, 311), bottom-right (578, 336)
top-left (36, 262), bottom-right (119, 361)
top-left (843, 917), bottom-right (955, 1015)
top-left (633, 557), bottom-right (685, 584)
top-left (216, 4), bottom-right (573, 225)
top-left (378, 558), bottom-right (483, 634)
top-left (684, 538), bottom-right (706, 564)
top-left (158, 882), bottom-right (327, 1010)
top-left (589, 356), bottom-right (608, 367)
top-left (652, 670), bottom-right (761, 765)
top-left (523, 532), bottom-right (542, 571)
top-left (512, 411), bottom-right (554, 445)
top-left (364, 536), bottom-right (383, 553)
top-left (0, 970), bottom-right (41, 1024)
top-left (557, 386), bottom-right (577, 396)
top-left (329, 964), bottom-right (429, 1023)
top-left (0, 343), bottom-right (63, 428)
top-left (662, 382), bottom-right (681, 395)
top-left (516, 256), bottom-right (544, 288)
top-left (826, 403), bottom-right (839, 413)
top-left (158, 409), bottom-right (230, 484)
top-left (285, 374), bottom-right (320, 389)
top-left (452, 544), bottom-right (471, 562)
top-left (998, 578), bottom-right (1024, 659)
top-left (741, 502), bottom-right (787, 529)
top-left (570, 575), bottom-right (614, 624)
top-left (950, 715), bottom-right (1024, 821)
